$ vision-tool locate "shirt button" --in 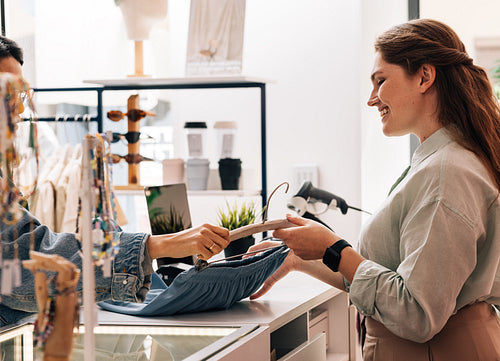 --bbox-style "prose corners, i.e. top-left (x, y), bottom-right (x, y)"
top-left (122, 280), bottom-right (128, 285)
